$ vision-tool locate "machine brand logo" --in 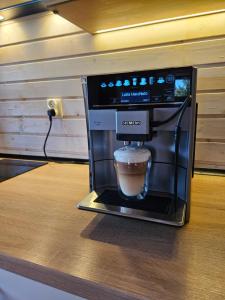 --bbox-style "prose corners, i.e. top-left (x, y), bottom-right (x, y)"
top-left (122, 121), bottom-right (141, 126)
